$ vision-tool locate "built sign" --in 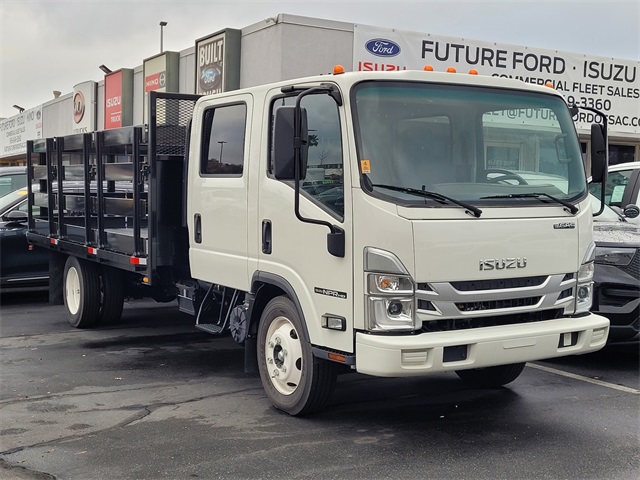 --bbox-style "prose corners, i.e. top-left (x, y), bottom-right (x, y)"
top-left (195, 29), bottom-right (241, 95)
